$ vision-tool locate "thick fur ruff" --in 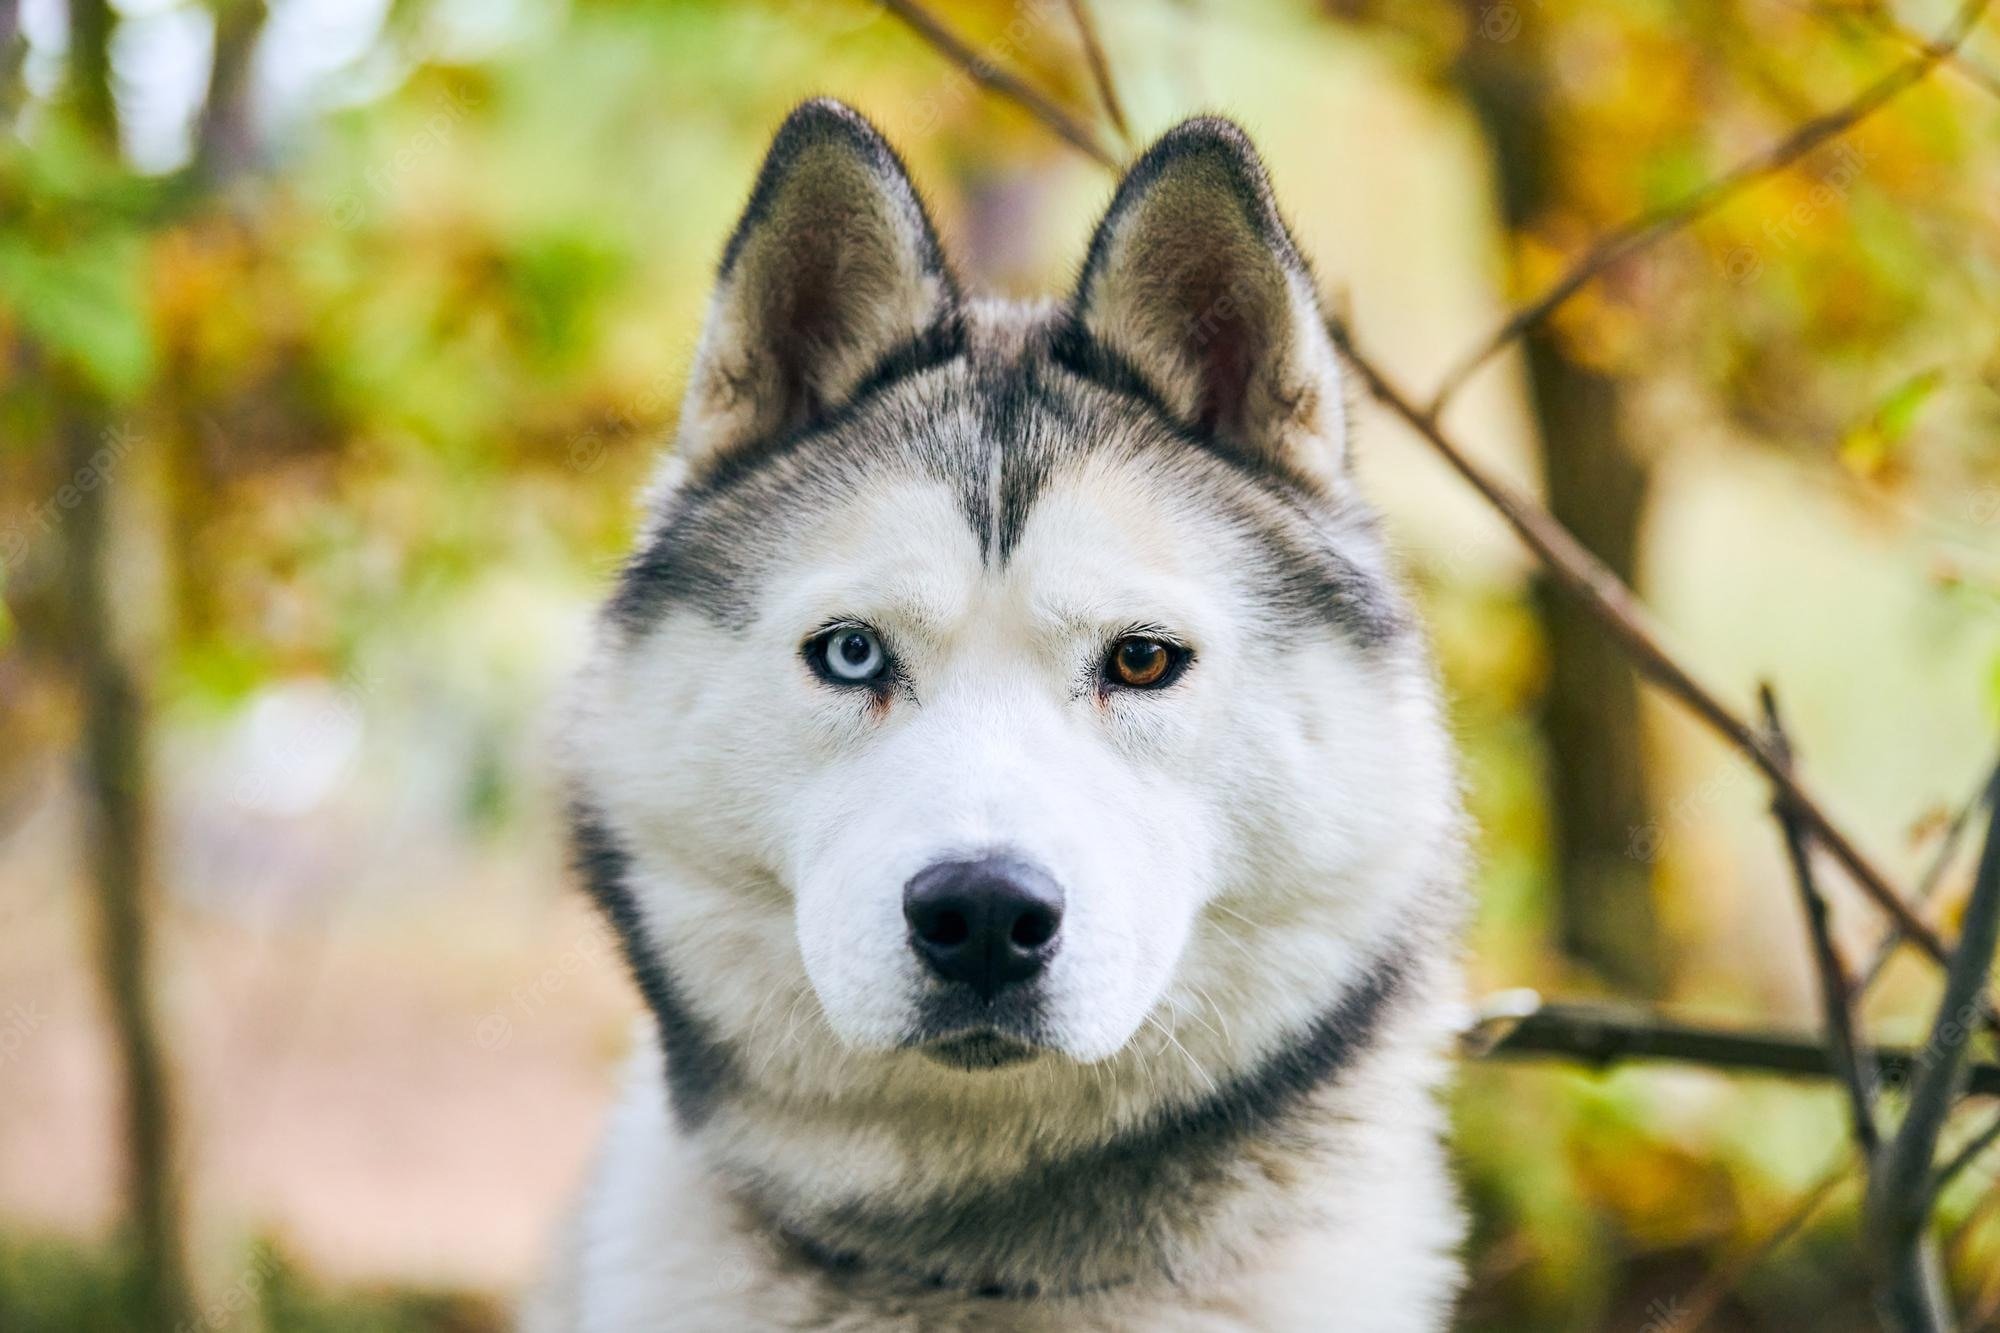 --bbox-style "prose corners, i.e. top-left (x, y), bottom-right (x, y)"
top-left (533, 101), bottom-right (1471, 1332)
